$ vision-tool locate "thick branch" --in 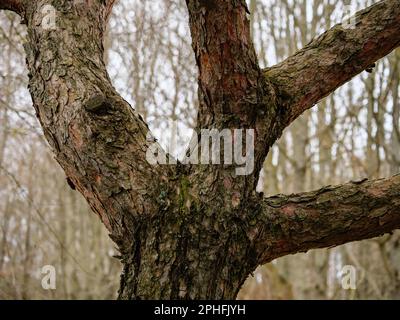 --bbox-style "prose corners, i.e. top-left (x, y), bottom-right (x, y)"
top-left (185, 0), bottom-right (264, 129)
top-left (0, 0), bottom-right (24, 14)
top-left (264, 0), bottom-right (400, 128)
top-left (104, 0), bottom-right (117, 22)
top-left (185, 0), bottom-right (279, 193)
top-left (22, 0), bottom-right (171, 253)
top-left (251, 174), bottom-right (400, 265)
